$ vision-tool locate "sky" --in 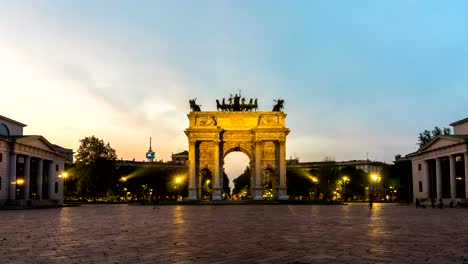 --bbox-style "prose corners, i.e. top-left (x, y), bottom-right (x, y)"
top-left (1, 1), bottom-right (468, 181)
